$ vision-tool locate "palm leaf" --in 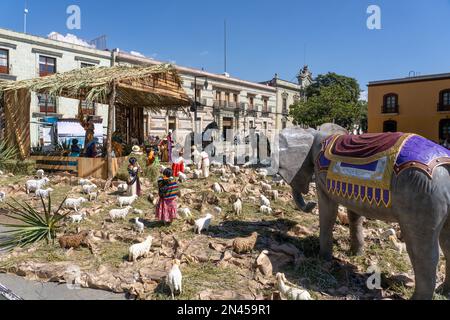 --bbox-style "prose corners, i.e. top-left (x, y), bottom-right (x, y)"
top-left (0, 196), bottom-right (68, 250)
